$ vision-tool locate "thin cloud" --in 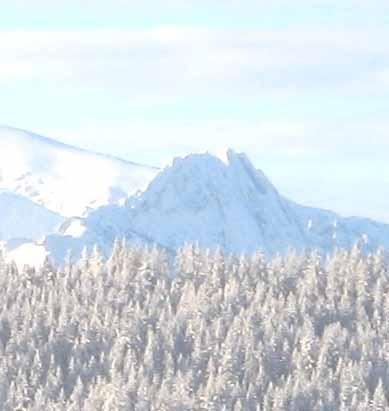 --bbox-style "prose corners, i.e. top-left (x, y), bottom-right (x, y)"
top-left (0, 26), bottom-right (388, 98)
